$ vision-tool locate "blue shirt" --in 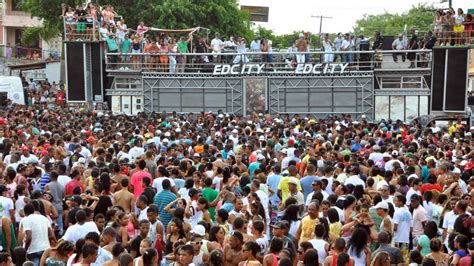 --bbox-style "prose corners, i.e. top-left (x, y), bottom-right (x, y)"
top-left (266, 173), bottom-right (282, 206)
top-left (153, 190), bottom-right (177, 228)
top-left (174, 179), bottom-right (185, 191)
top-left (39, 172), bottom-right (51, 192)
top-left (221, 202), bottom-right (234, 213)
top-left (248, 162), bottom-right (261, 180)
top-left (300, 175), bottom-right (320, 201)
